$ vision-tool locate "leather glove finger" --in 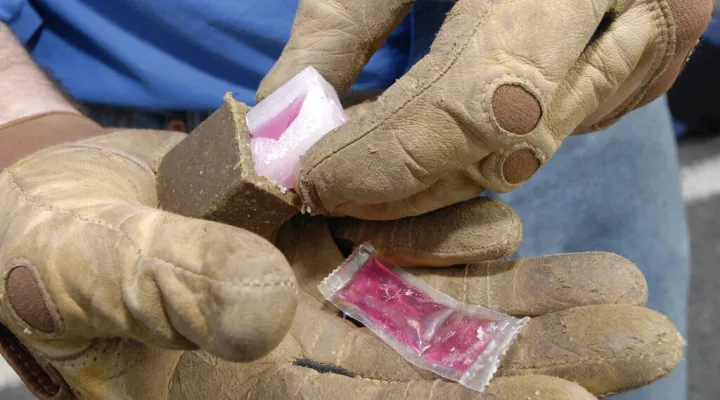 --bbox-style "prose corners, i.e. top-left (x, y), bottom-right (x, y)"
top-left (225, 365), bottom-right (597, 399)
top-left (168, 293), bottom-right (596, 399)
top-left (284, 198), bottom-right (645, 315)
top-left (324, 197), bottom-right (647, 316)
top-left (0, 130), bottom-right (297, 363)
top-left (328, 197), bottom-right (522, 267)
top-left (288, 301), bottom-right (679, 399)
top-left (259, 0), bottom-right (713, 220)
top-left (257, 0), bottom-right (412, 101)
top-left (273, 216), bottom-right (681, 397)
top-left (497, 304), bottom-right (682, 398)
